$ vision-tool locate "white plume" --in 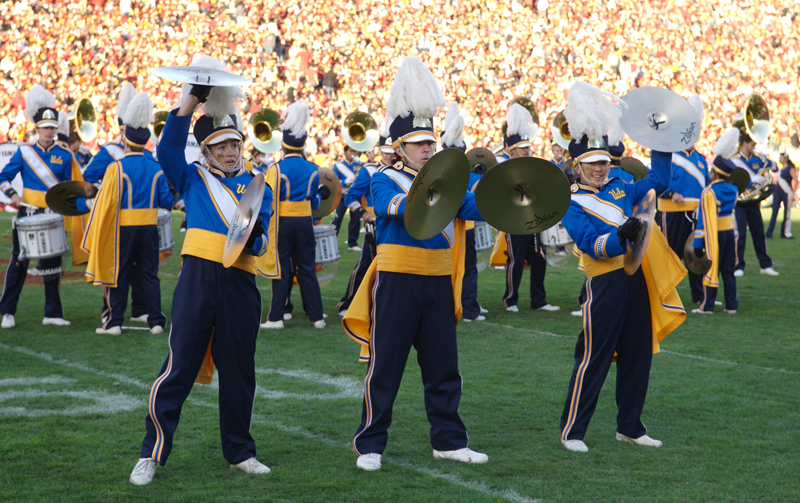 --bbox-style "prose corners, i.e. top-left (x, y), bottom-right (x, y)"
top-left (179, 54), bottom-right (245, 118)
top-left (564, 81), bottom-right (626, 142)
top-left (386, 57), bottom-right (445, 119)
top-left (712, 128), bottom-right (739, 159)
top-left (382, 116), bottom-right (394, 137)
top-left (121, 93), bottom-right (154, 130)
top-left (25, 85), bottom-right (55, 123)
top-left (442, 102), bottom-right (465, 148)
top-left (688, 94), bottom-right (704, 126)
top-left (607, 124), bottom-right (624, 148)
top-left (506, 103), bottom-right (532, 137)
top-left (280, 102), bottom-right (309, 138)
top-left (116, 82), bottom-right (137, 120)
top-left (57, 109), bottom-right (69, 136)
